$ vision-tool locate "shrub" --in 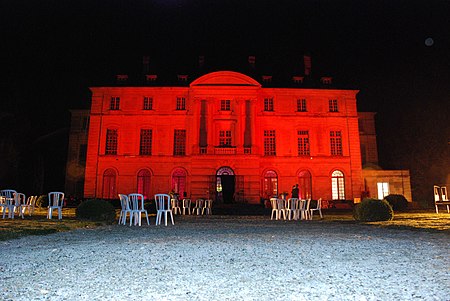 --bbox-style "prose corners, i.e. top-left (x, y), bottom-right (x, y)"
top-left (384, 194), bottom-right (408, 211)
top-left (36, 195), bottom-right (48, 208)
top-left (353, 198), bottom-right (393, 222)
top-left (76, 199), bottom-right (116, 224)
